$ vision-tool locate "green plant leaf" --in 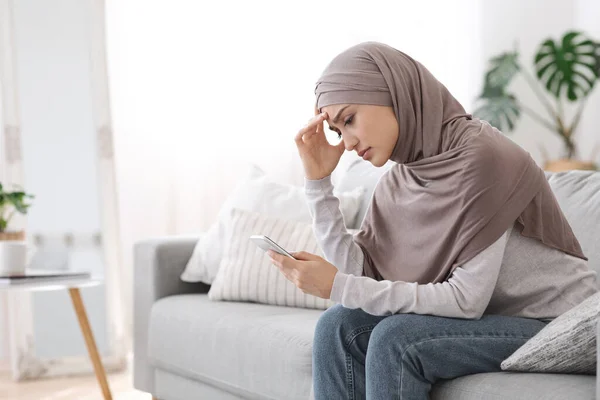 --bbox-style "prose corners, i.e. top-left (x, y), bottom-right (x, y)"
top-left (594, 41), bottom-right (600, 77)
top-left (4, 192), bottom-right (33, 214)
top-left (535, 31), bottom-right (599, 101)
top-left (473, 94), bottom-right (521, 132)
top-left (483, 52), bottom-right (520, 89)
top-left (0, 185), bottom-right (34, 231)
